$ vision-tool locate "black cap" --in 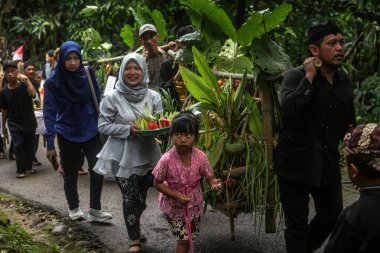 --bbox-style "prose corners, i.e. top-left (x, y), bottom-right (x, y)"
top-left (3, 61), bottom-right (18, 70)
top-left (307, 21), bottom-right (342, 45)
